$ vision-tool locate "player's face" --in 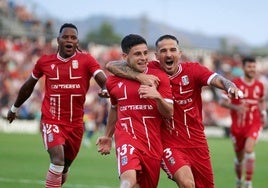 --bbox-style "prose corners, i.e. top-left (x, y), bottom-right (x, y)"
top-left (243, 62), bottom-right (256, 79)
top-left (123, 43), bottom-right (148, 73)
top-left (57, 27), bottom-right (79, 58)
top-left (155, 39), bottom-right (182, 76)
